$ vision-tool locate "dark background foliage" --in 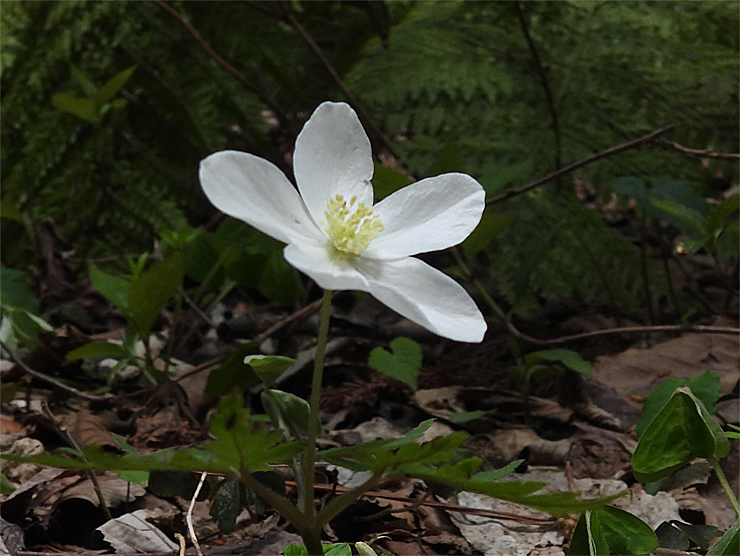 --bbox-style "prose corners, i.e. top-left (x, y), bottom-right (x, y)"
top-left (2, 0), bottom-right (737, 314)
